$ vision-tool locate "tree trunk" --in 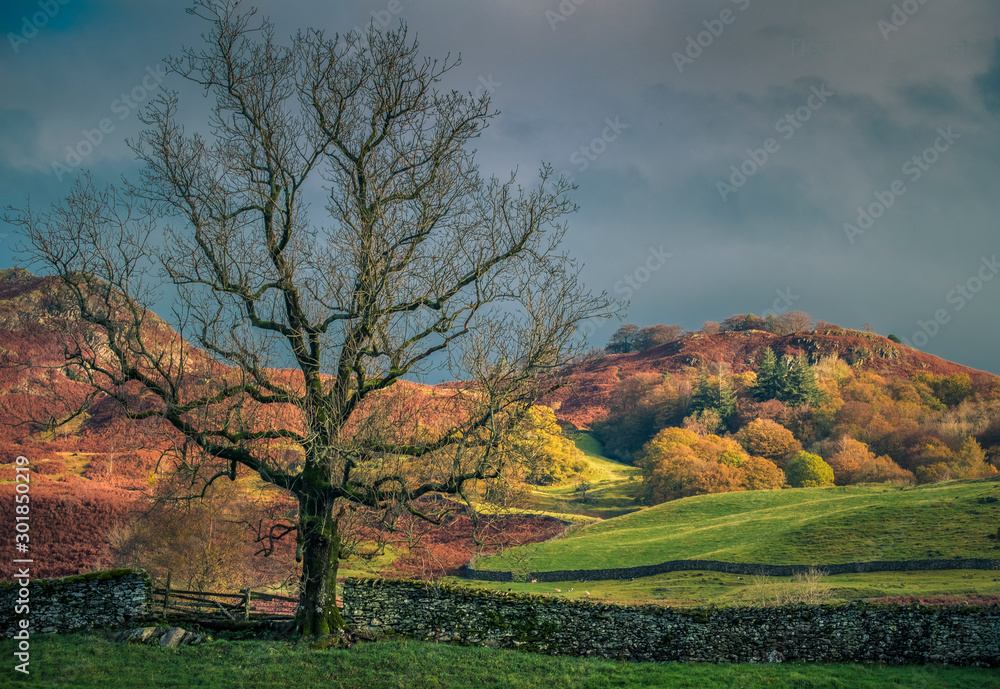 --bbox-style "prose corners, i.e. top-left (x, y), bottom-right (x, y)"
top-left (295, 492), bottom-right (345, 636)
